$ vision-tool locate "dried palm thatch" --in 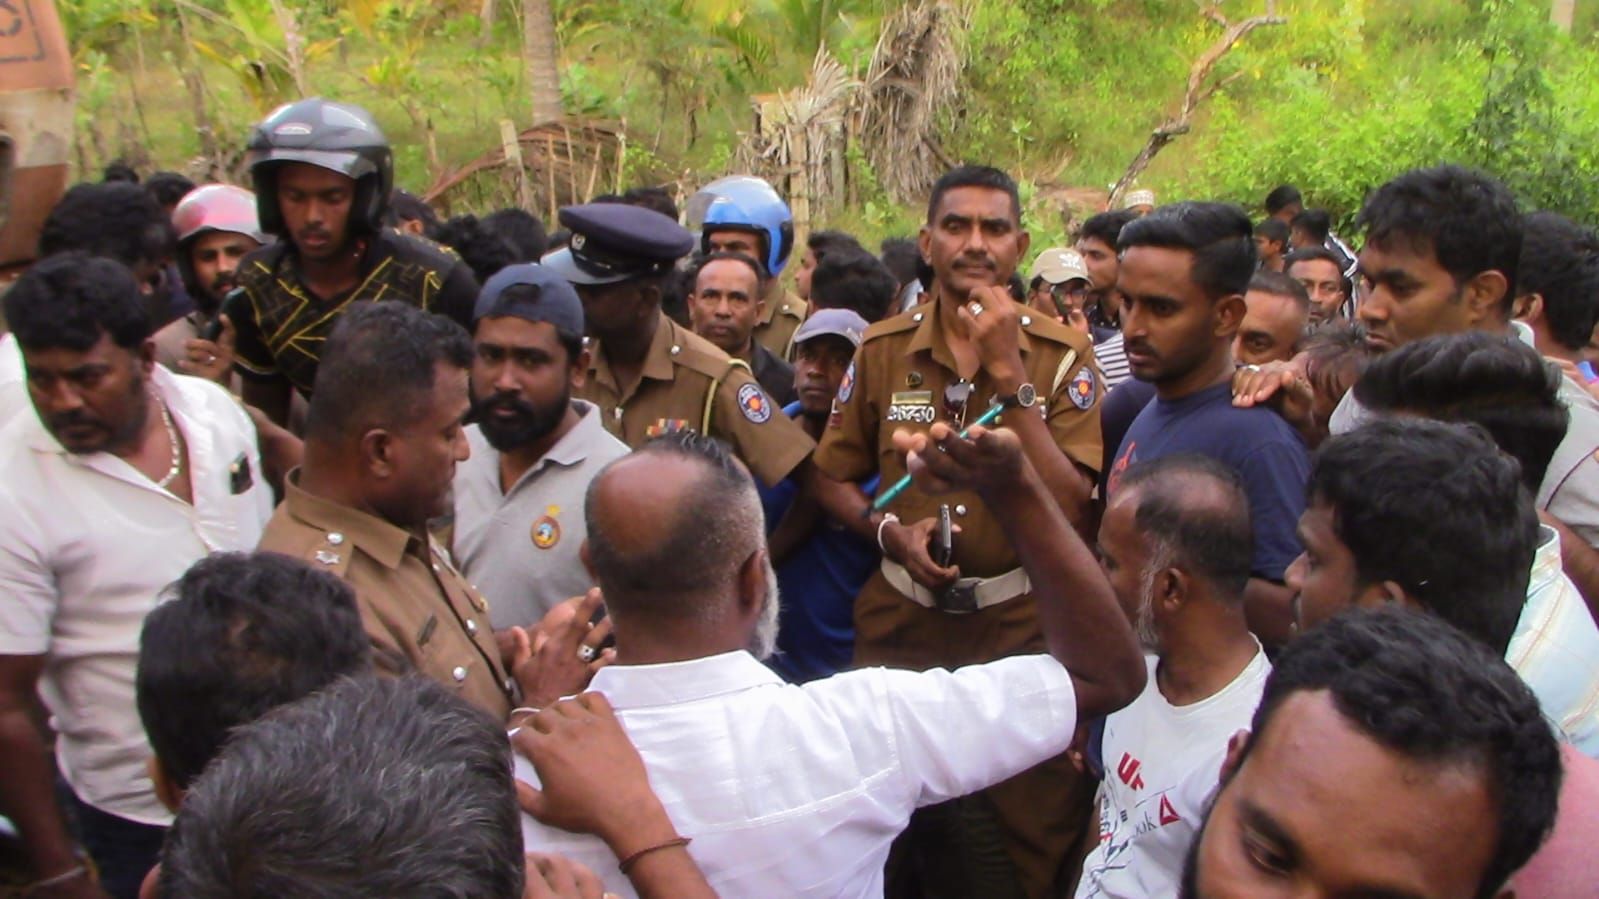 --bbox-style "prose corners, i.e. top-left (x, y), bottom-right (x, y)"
top-left (421, 120), bottom-right (641, 221)
top-left (859, 0), bottom-right (972, 205)
top-left (734, 49), bottom-right (862, 233)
